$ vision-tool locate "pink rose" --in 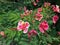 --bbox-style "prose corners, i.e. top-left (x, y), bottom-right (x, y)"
top-left (39, 20), bottom-right (49, 33)
top-left (28, 30), bottom-right (37, 38)
top-left (52, 15), bottom-right (59, 24)
top-left (35, 13), bottom-right (43, 21)
top-left (17, 20), bottom-right (30, 33)
top-left (52, 5), bottom-right (60, 13)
